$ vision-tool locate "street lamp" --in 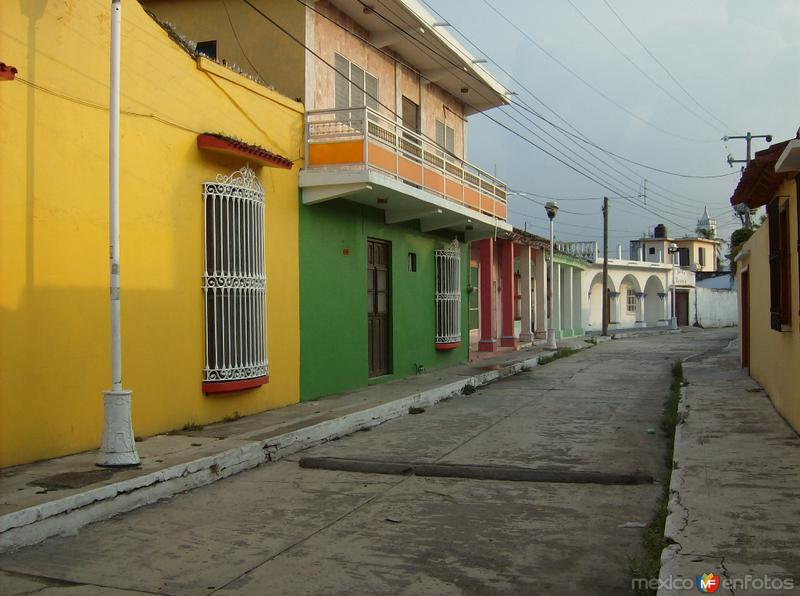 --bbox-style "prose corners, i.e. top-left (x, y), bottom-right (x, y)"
top-left (668, 242), bottom-right (678, 330)
top-left (545, 201), bottom-right (559, 350)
